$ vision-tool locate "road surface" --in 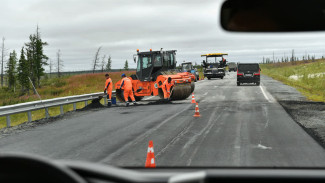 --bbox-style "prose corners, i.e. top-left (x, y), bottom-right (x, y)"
top-left (0, 72), bottom-right (325, 167)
